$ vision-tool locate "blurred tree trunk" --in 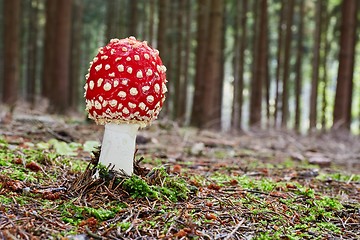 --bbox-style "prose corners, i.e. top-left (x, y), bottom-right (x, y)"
top-left (190, 0), bottom-right (210, 127)
top-left (105, 0), bottom-right (117, 41)
top-left (157, 0), bottom-right (169, 114)
top-left (294, 0), bottom-right (304, 132)
top-left (3, 0), bottom-right (21, 105)
top-left (49, 0), bottom-right (72, 113)
top-left (309, 0), bottom-right (322, 131)
top-left (165, 0), bottom-right (177, 118)
top-left (116, 0), bottom-right (126, 38)
top-left (333, 0), bottom-right (357, 131)
top-left (157, 0), bottom-right (168, 56)
top-left (320, 0), bottom-right (329, 130)
top-left (274, 0), bottom-right (285, 128)
top-left (250, 0), bottom-right (268, 127)
top-left (148, 0), bottom-right (155, 45)
top-left (42, 0), bottom-right (56, 99)
top-left (201, 0), bottom-right (224, 129)
top-left (179, 0), bottom-right (192, 123)
top-left (231, 0), bottom-right (247, 131)
top-left (0, 0), bottom-right (3, 100)
top-left (280, 0), bottom-right (294, 128)
top-left (26, 0), bottom-right (39, 106)
top-left (173, 0), bottom-right (183, 120)
top-left (264, 29), bottom-right (270, 127)
top-left (176, 0), bottom-right (190, 122)
top-left (129, 0), bottom-right (138, 36)
top-left (69, 0), bottom-right (83, 110)
top-left (250, 0), bottom-right (259, 122)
